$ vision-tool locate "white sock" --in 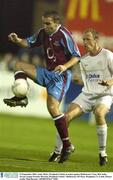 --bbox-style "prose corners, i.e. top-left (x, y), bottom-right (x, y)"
top-left (97, 124), bottom-right (107, 156)
top-left (54, 132), bottom-right (63, 154)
